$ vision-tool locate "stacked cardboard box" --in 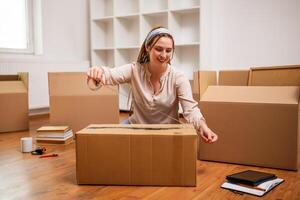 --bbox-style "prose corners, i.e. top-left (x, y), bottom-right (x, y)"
top-left (192, 71), bottom-right (217, 102)
top-left (76, 124), bottom-right (197, 186)
top-left (0, 73), bottom-right (29, 132)
top-left (195, 65), bottom-right (300, 170)
top-left (48, 72), bottom-right (119, 132)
